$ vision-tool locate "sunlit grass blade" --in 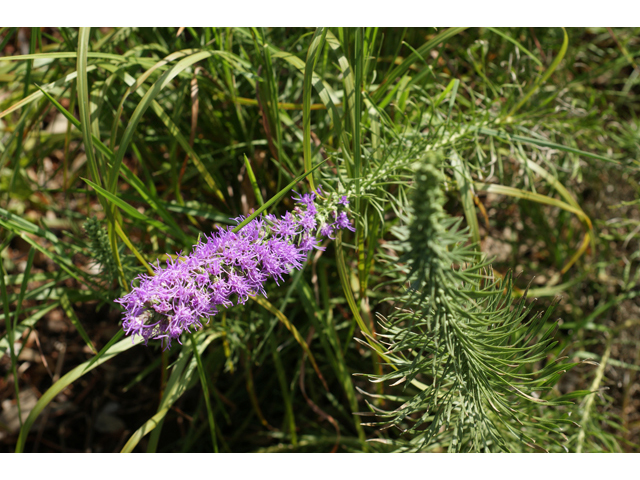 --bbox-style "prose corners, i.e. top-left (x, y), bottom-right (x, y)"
top-left (354, 28), bottom-right (364, 207)
top-left (330, 29), bottom-right (356, 133)
top-left (432, 78), bottom-right (457, 109)
top-left (244, 154), bottom-right (264, 206)
top-left (576, 338), bottom-right (612, 453)
top-left (113, 221), bottom-right (154, 276)
top-left (474, 182), bottom-right (591, 227)
top-left (0, 68), bottom-right (96, 121)
top-left (77, 28), bottom-right (101, 187)
top-left (303, 28), bottom-right (327, 191)
top-left (335, 234), bottom-right (379, 349)
top-left (121, 407), bottom-right (170, 453)
top-left (0, 51), bottom-right (132, 63)
top-left (334, 234), bottom-right (427, 392)
top-left (475, 182), bottom-right (593, 279)
top-left (447, 78), bottom-right (460, 119)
